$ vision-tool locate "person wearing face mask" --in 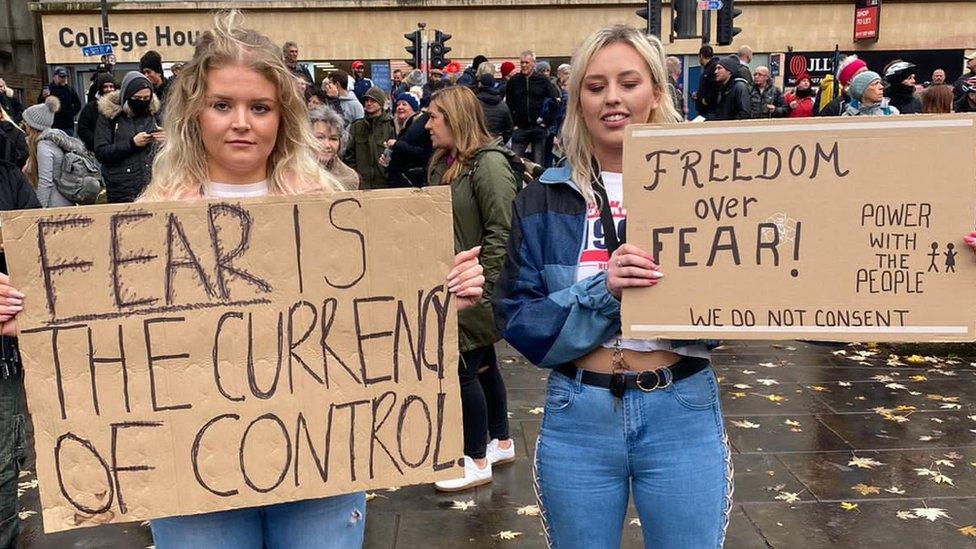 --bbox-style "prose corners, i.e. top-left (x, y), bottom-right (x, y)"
top-left (310, 106), bottom-right (359, 189)
top-left (842, 71), bottom-right (899, 116)
top-left (883, 61), bottom-right (922, 114)
top-left (784, 73), bottom-right (816, 118)
top-left (94, 71), bottom-right (164, 203)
